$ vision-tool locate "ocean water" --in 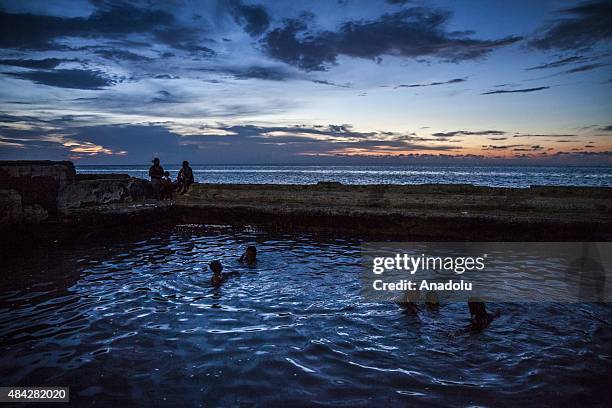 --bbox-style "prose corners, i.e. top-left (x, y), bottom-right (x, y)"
top-left (75, 165), bottom-right (612, 188)
top-left (1, 225), bottom-right (610, 406)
